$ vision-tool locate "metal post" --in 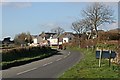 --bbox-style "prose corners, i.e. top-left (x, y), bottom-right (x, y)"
top-left (99, 50), bottom-right (102, 67)
top-left (109, 50), bottom-right (111, 67)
